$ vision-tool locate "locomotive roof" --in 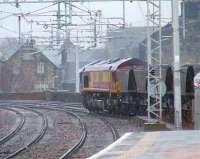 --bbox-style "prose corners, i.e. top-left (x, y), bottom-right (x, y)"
top-left (81, 57), bottom-right (145, 72)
